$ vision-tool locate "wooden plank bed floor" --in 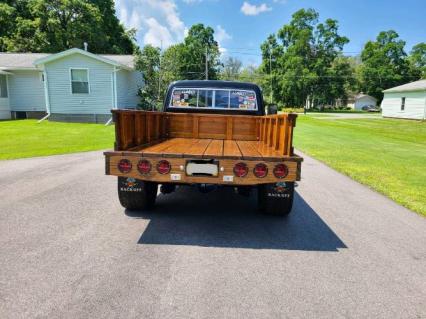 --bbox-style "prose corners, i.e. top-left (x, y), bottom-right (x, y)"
top-left (134, 138), bottom-right (295, 162)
